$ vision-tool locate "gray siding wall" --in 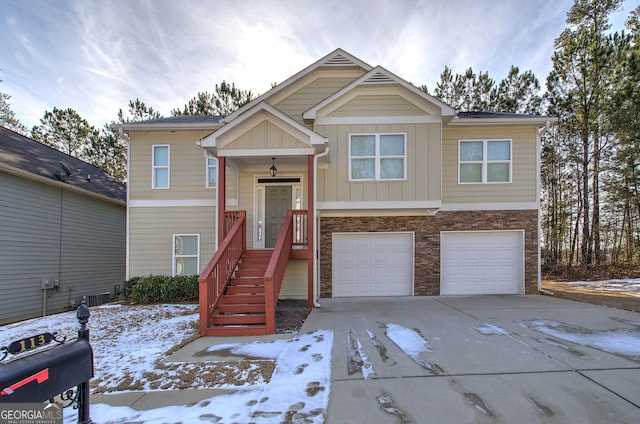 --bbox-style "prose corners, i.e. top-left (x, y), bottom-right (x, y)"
top-left (0, 173), bottom-right (125, 324)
